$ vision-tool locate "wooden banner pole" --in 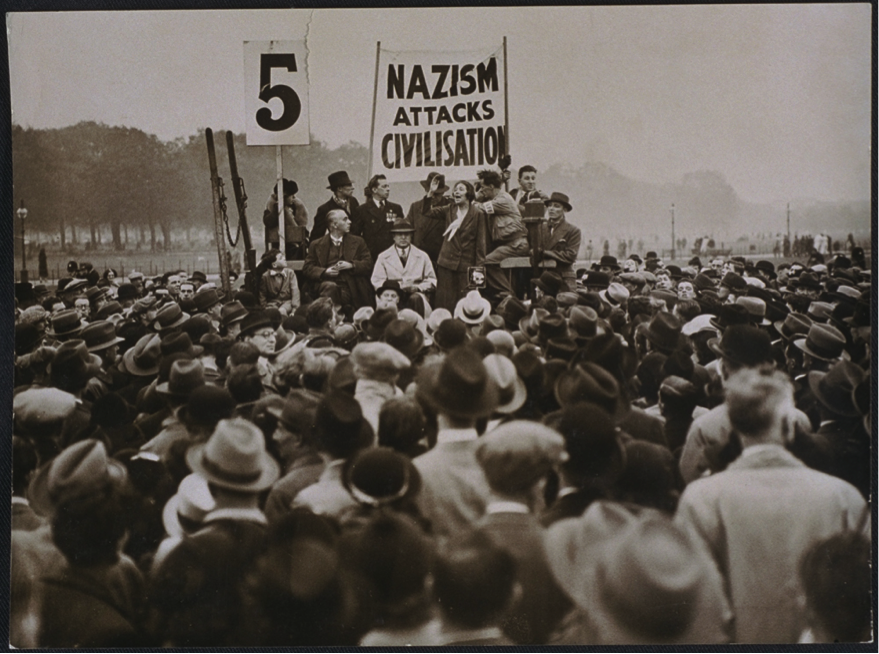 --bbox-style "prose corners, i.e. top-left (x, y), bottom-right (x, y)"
top-left (366, 41), bottom-right (382, 181)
